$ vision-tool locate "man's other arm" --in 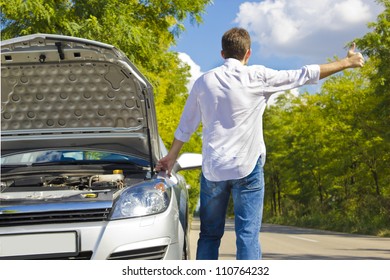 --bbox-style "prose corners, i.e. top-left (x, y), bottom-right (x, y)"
top-left (319, 43), bottom-right (364, 79)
